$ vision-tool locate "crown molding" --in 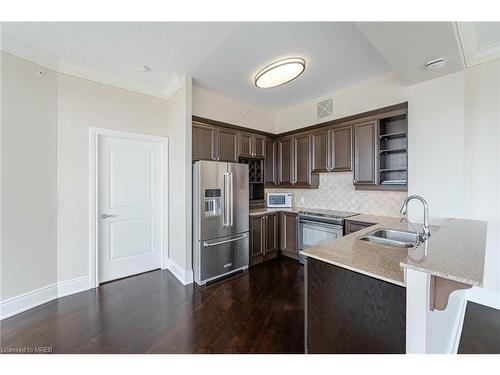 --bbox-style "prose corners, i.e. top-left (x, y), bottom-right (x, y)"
top-left (456, 22), bottom-right (500, 68)
top-left (163, 74), bottom-right (181, 99)
top-left (1, 33), bottom-right (181, 101)
top-left (1, 33), bottom-right (58, 70)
